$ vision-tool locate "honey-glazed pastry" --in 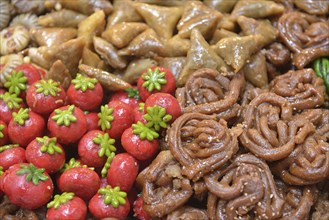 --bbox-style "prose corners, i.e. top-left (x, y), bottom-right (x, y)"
top-left (133, 3), bottom-right (183, 39)
top-left (209, 29), bottom-right (239, 45)
top-left (93, 37), bottom-right (127, 69)
top-left (265, 42), bottom-right (291, 67)
top-left (11, 0), bottom-right (45, 14)
top-left (59, 0), bottom-right (113, 15)
top-left (231, 0), bottom-right (284, 19)
top-left (177, 29), bottom-right (230, 86)
top-left (166, 206), bottom-right (208, 220)
top-left (160, 35), bottom-right (190, 57)
top-left (45, 60), bottom-right (72, 90)
top-left (293, 0), bottom-right (329, 15)
top-left (30, 27), bottom-right (77, 47)
top-left (203, 0), bottom-right (238, 13)
top-left (136, 150), bottom-right (193, 218)
top-left (0, 25), bottom-right (30, 56)
top-left (158, 57), bottom-right (186, 82)
top-left (168, 113), bottom-right (239, 181)
top-left (38, 9), bottom-right (87, 28)
top-left (9, 13), bottom-right (40, 30)
top-left (121, 58), bottom-right (158, 84)
top-left (0, 1), bottom-right (11, 30)
top-left (269, 68), bottom-right (326, 111)
top-left (81, 47), bottom-right (107, 70)
top-left (278, 11), bottom-right (329, 69)
top-left (176, 68), bottom-right (244, 121)
top-left (214, 35), bottom-right (265, 72)
top-left (101, 22), bottom-right (148, 49)
top-left (205, 154), bottom-right (285, 220)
